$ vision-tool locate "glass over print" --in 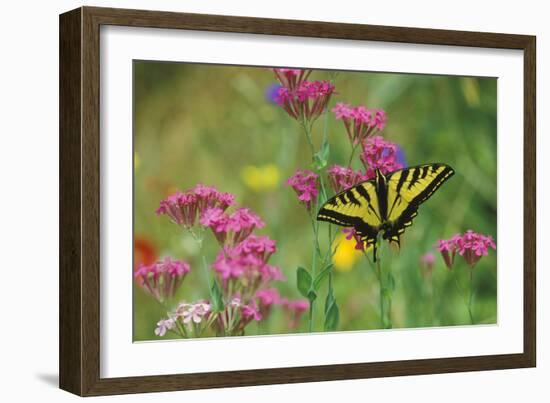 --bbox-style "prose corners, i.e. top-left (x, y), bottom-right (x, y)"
top-left (132, 62), bottom-right (497, 341)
